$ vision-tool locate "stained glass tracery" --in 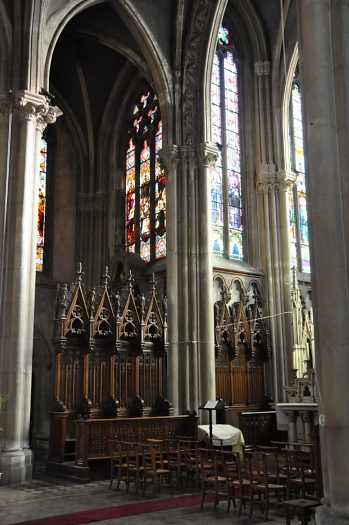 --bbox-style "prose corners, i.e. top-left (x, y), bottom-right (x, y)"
top-left (36, 136), bottom-right (47, 272)
top-left (290, 79), bottom-right (310, 273)
top-left (125, 89), bottom-right (166, 261)
top-left (211, 25), bottom-right (243, 260)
